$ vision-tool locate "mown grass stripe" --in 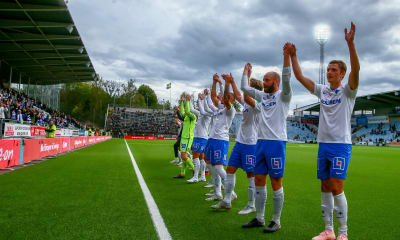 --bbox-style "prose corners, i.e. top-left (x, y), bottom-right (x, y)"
top-left (124, 139), bottom-right (172, 240)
